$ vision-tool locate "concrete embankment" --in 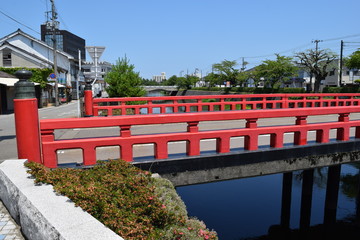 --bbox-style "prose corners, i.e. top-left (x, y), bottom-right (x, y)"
top-left (0, 160), bottom-right (123, 240)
